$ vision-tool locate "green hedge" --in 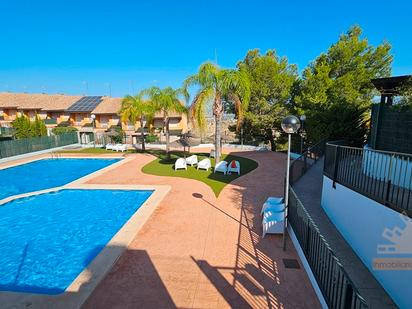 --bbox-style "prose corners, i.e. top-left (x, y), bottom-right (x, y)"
top-left (52, 126), bottom-right (78, 135)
